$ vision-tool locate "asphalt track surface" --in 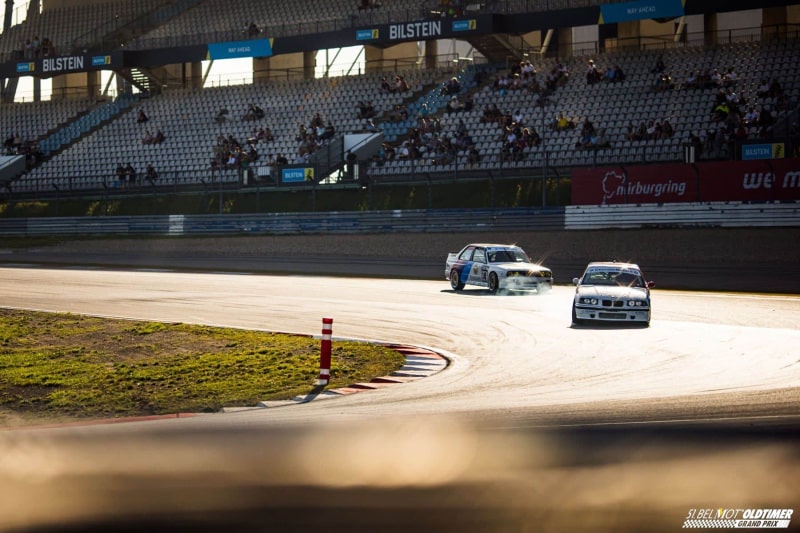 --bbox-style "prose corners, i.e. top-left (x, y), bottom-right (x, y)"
top-left (0, 256), bottom-right (799, 531)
